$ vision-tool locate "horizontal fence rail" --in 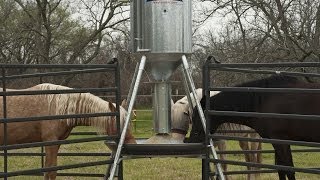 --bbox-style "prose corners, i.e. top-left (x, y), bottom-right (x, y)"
top-left (0, 160), bottom-right (114, 178)
top-left (211, 169), bottom-right (278, 176)
top-left (211, 135), bottom-right (320, 148)
top-left (208, 62), bottom-right (320, 68)
top-left (208, 110), bottom-right (320, 121)
top-left (0, 152), bottom-right (112, 157)
top-left (0, 64), bottom-right (117, 68)
top-left (0, 136), bottom-right (117, 151)
top-left (0, 87), bottom-right (118, 96)
top-left (210, 87), bottom-right (320, 93)
top-left (208, 67), bottom-right (320, 78)
top-left (0, 68), bottom-right (115, 80)
top-left (0, 112), bottom-right (118, 124)
top-left (210, 159), bottom-right (320, 175)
